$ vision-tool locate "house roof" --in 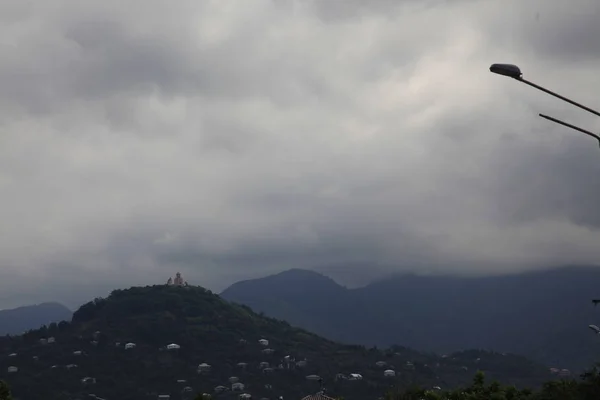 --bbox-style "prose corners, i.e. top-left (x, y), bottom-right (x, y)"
top-left (301, 392), bottom-right (336, 400)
